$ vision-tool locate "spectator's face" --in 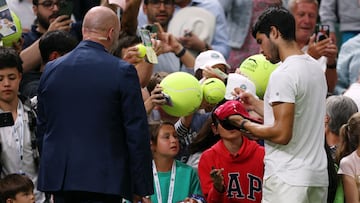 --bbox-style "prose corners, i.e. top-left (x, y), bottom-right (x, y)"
top-left (292, 2), bottom-right (318, 43)
top-left (0, 67), bottom-right (21, 104)
top-left (11, 190), bottom-right (35, 203)
top-left (33, 0), bottom-right (61, 29)
top-left (151, 124), bottom-right (179, 157)
top-left (143, 0), bottom-right (175, 29)
top-left (211, 120), bottom-right (242, 140)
